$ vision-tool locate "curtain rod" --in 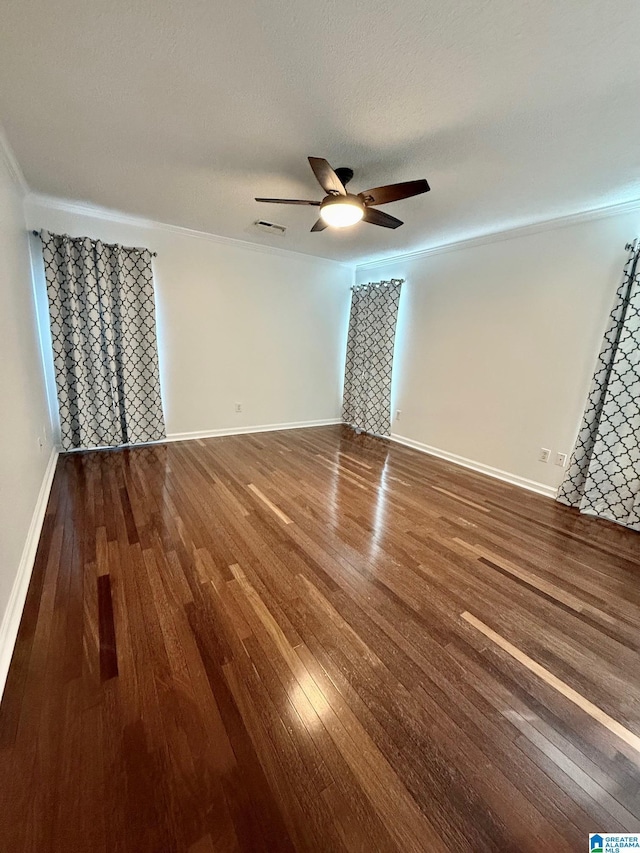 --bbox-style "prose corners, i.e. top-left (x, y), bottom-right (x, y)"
top-left (31, 230), bottom-right (158, 257)
top-left (351, 278), bottom-right (405, 290)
